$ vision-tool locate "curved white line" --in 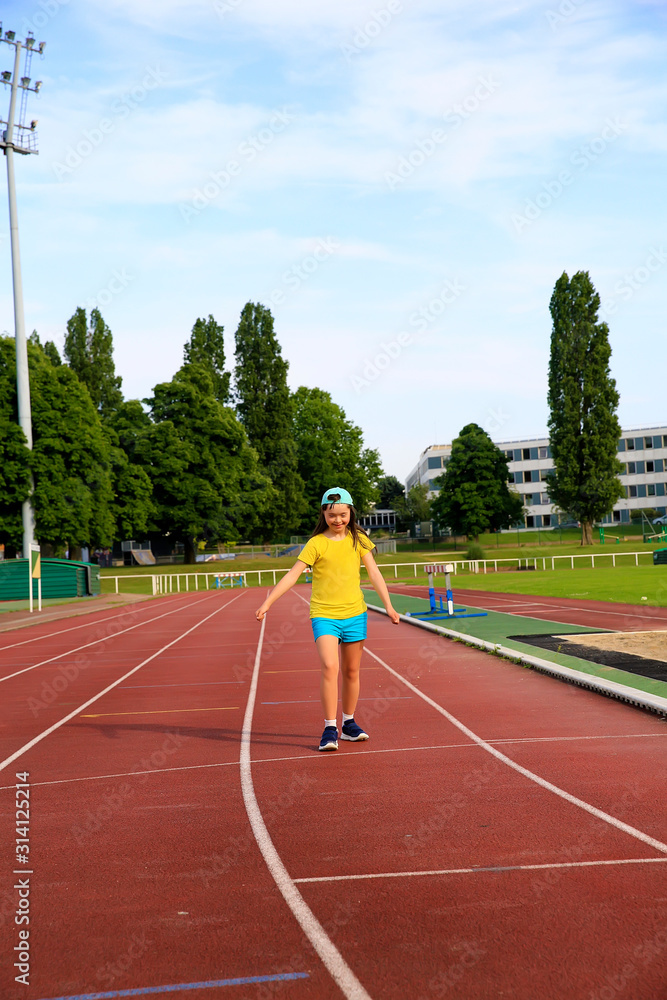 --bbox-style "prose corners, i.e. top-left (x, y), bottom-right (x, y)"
top-left (240, 614), bottom-right (374, 1000)
top-left (364, 645), bottom-right (667, 856)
